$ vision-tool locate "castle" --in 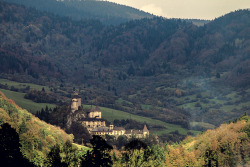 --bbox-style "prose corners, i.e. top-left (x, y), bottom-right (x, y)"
top-left (70, 92), bottom-right (149, 138)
